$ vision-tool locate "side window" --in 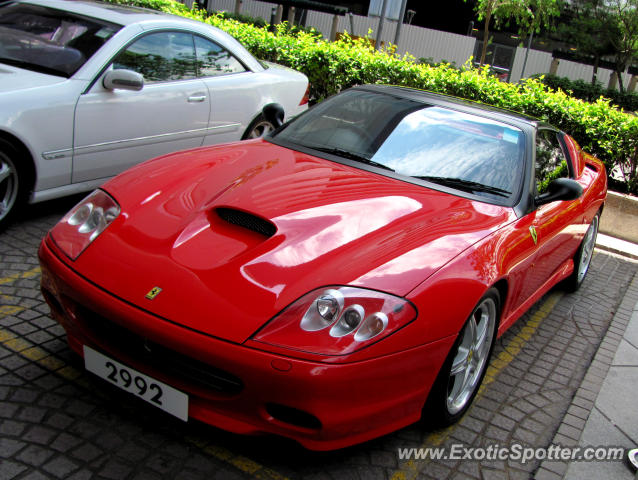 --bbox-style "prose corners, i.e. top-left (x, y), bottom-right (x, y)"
top-left (535, 130), bottom-right (569, 194)
top-left (113, 31), bottom-right (196, 83)
top-left (194, 36), bottom-right (246, 77)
